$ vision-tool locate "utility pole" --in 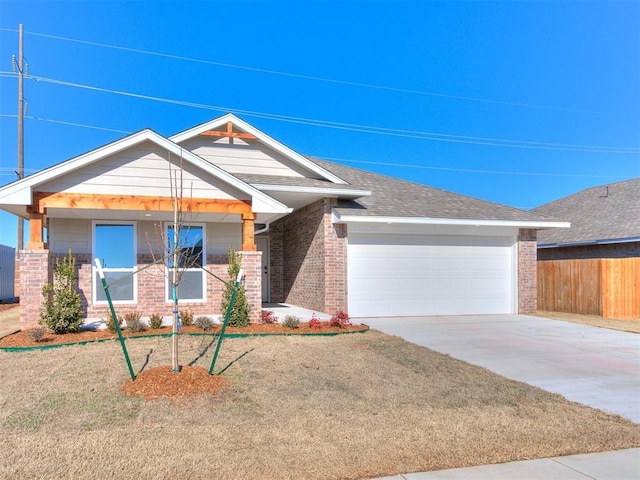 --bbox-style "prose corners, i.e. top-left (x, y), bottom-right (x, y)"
top-left (16, 23), bottom-right (24, 251)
